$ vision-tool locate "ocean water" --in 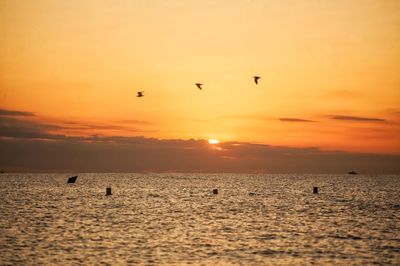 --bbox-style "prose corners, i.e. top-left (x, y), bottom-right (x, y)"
top-left (0, 173), bottom-right (399, 265)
